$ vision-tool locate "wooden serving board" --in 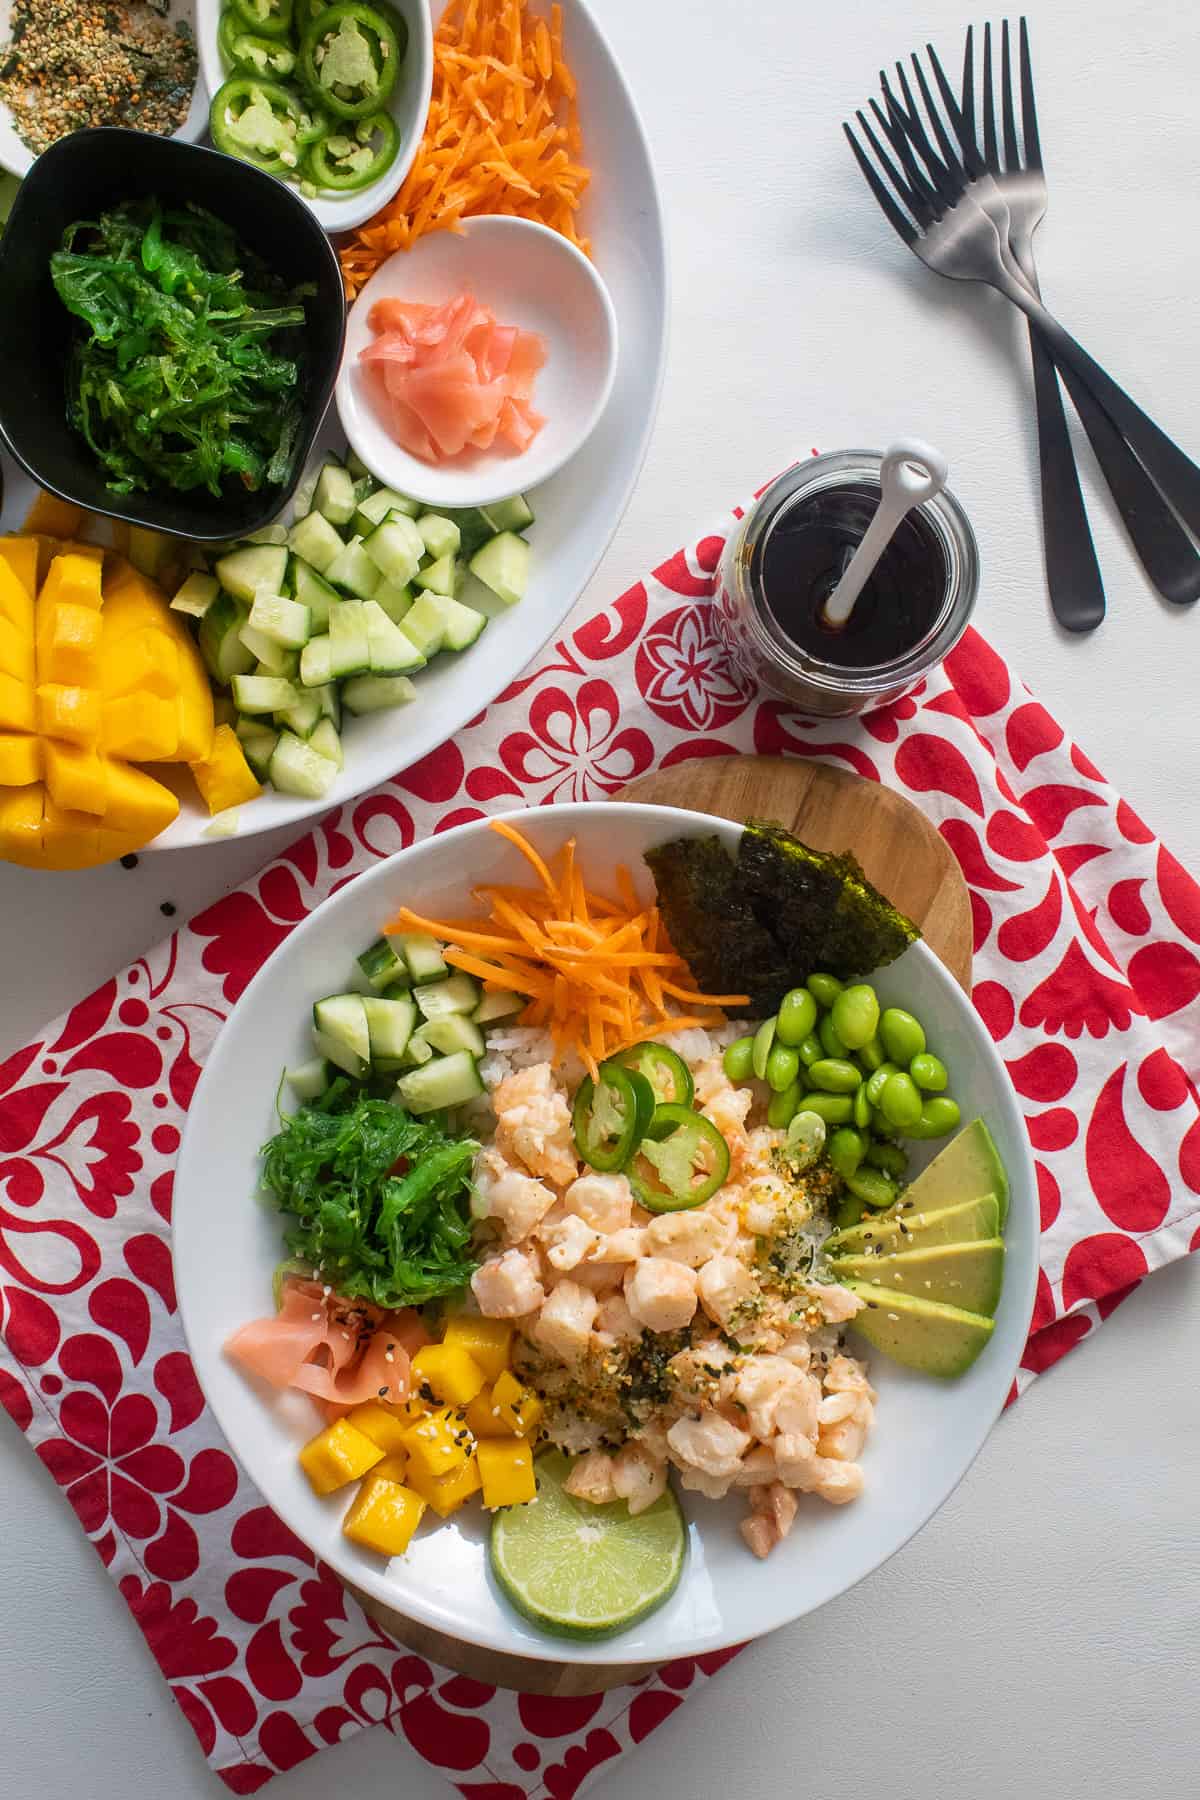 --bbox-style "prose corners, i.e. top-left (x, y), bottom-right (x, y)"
top-left (357, 755), bottom-right (972, 1693)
